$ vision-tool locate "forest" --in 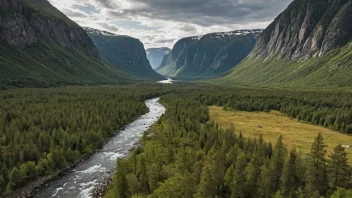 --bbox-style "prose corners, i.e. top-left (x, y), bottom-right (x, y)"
top-left (1, 84), bottom-right (352, 197)
top-left (0, 84), bottom-right (172, 196)
top-left (106, 88), bottom-right (352, 198)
